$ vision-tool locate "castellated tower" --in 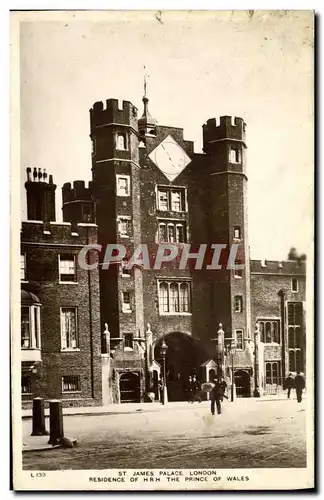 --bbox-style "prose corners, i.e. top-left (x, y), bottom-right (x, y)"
top-left (62, 180), bottom-right (95, 225)
top-left (90, 99), bottom-right (146, 400)
top-left (202, 116), bottom-right (252, 359)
